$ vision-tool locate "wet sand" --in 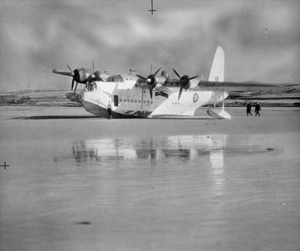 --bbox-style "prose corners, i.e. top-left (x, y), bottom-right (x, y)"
top-left (1, 106), bottom-right (300, 251)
